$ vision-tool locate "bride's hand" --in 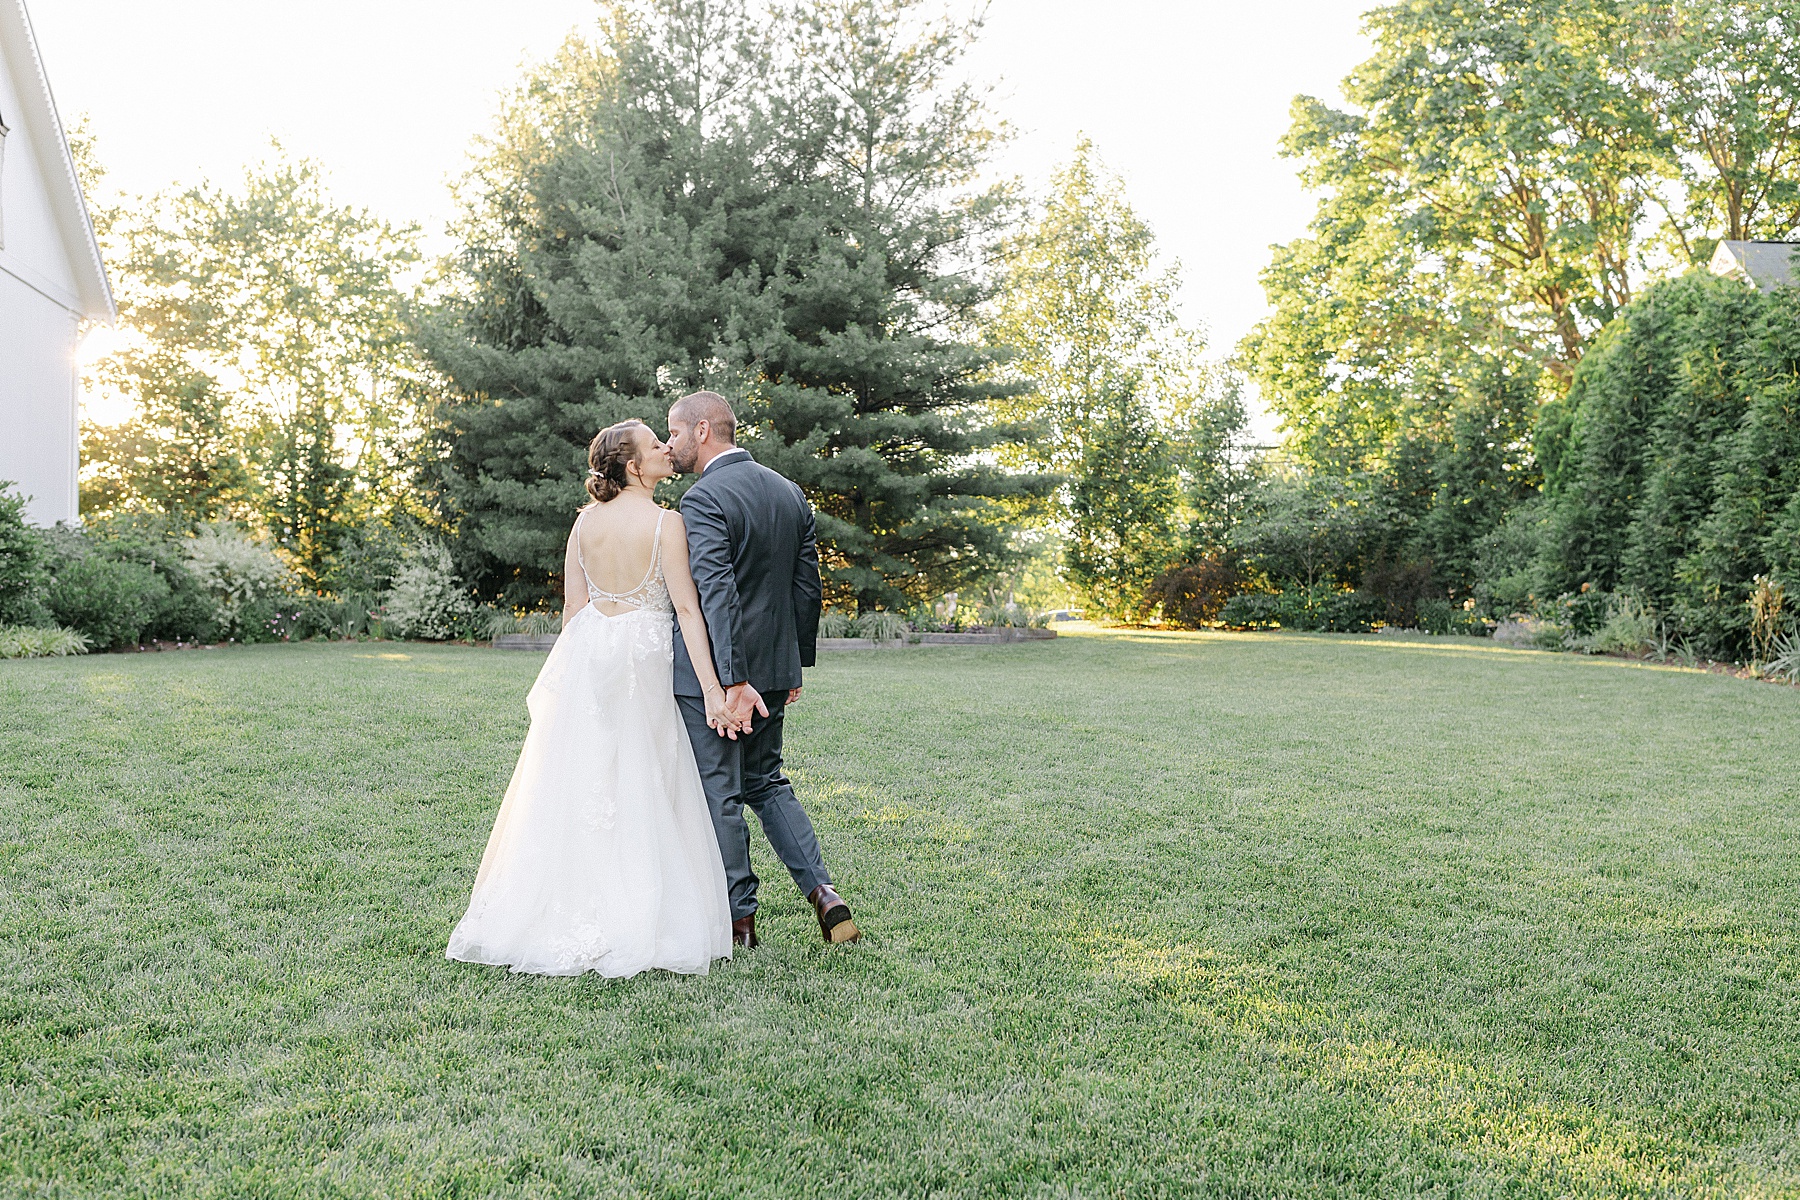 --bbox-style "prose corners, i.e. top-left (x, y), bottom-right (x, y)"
top-left (703, 686), bottom-right (740, 739)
